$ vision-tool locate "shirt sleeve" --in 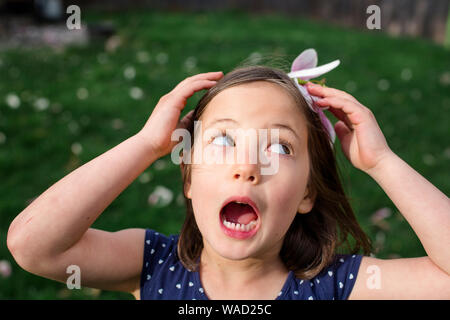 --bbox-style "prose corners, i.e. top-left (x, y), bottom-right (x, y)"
top-left (140, 229), bottom-right (179, 290)
top-left (313, 254), bottom-right (363, 300)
